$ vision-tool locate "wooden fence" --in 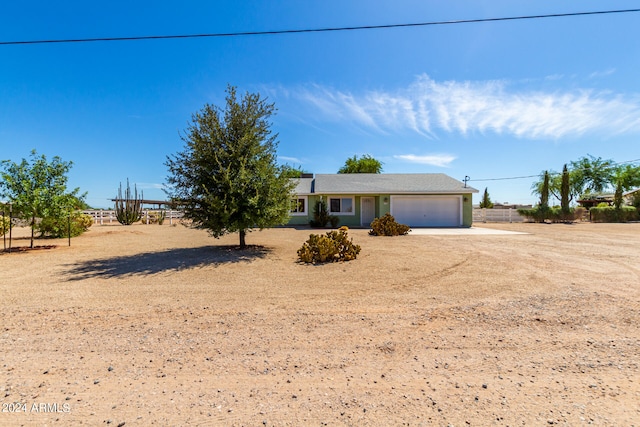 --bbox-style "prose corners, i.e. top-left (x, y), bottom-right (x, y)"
top-left (473, 208), bottom-right (525, 223)
top-left (82, 210), bottom-right (184, 225)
